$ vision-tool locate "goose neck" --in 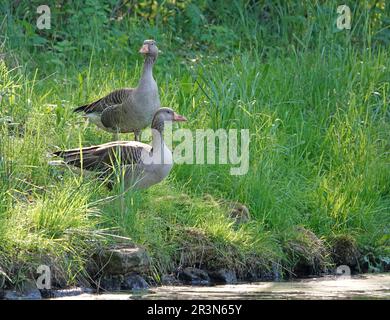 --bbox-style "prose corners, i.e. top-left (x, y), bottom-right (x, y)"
top-left (139, 56), bottom-right (155, 85)
top-left (151, 124), bottom-right (165, 151)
